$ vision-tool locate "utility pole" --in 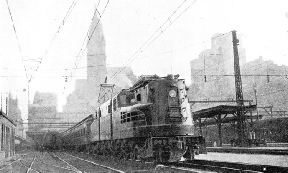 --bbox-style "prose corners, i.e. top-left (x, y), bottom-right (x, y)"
top-left (232, 30), bottom-right (246, 146)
